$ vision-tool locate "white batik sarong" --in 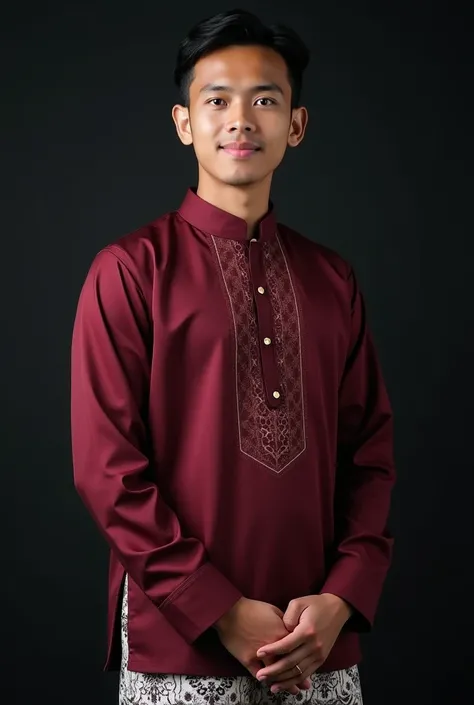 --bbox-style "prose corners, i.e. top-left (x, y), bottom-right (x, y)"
top-left (119, 576), bottom-right (363, 705)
